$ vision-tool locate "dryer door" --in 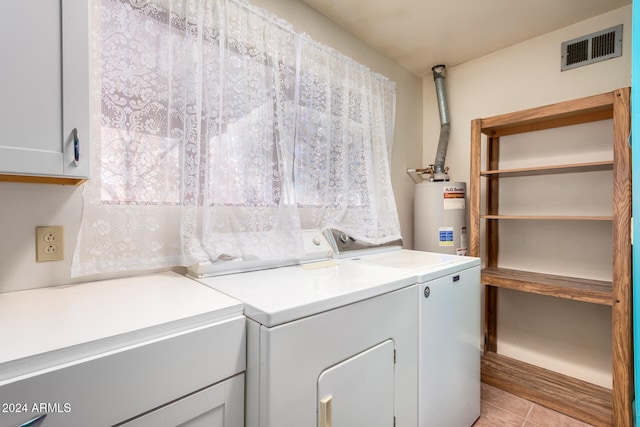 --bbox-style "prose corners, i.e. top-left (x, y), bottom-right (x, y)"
top-left (317, 340), bottom-right (394, 427)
